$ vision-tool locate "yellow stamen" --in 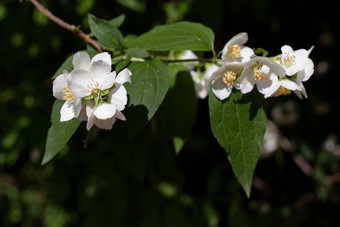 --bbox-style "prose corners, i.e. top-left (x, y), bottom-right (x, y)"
top-left (279, 53), bottom-right (296, 68)
top-left (62, 86), bottom-right (75, 104)
top-left (253, 65), bottom-right (269, 80)
top-left (228, 44), bottom-right (241, 59)
top-left (275, 86), bottom-right (291, 96)
top-left (222, 70), bottom-right (237, 86)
